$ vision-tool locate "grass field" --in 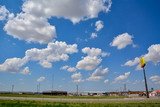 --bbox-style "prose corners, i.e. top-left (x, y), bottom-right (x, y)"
top-left (0, 93), bottom-right (160, 107)
top-left (0, 93), bottom-right (128, 99)
top-left (0, 99), bottom-right (160, 107)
